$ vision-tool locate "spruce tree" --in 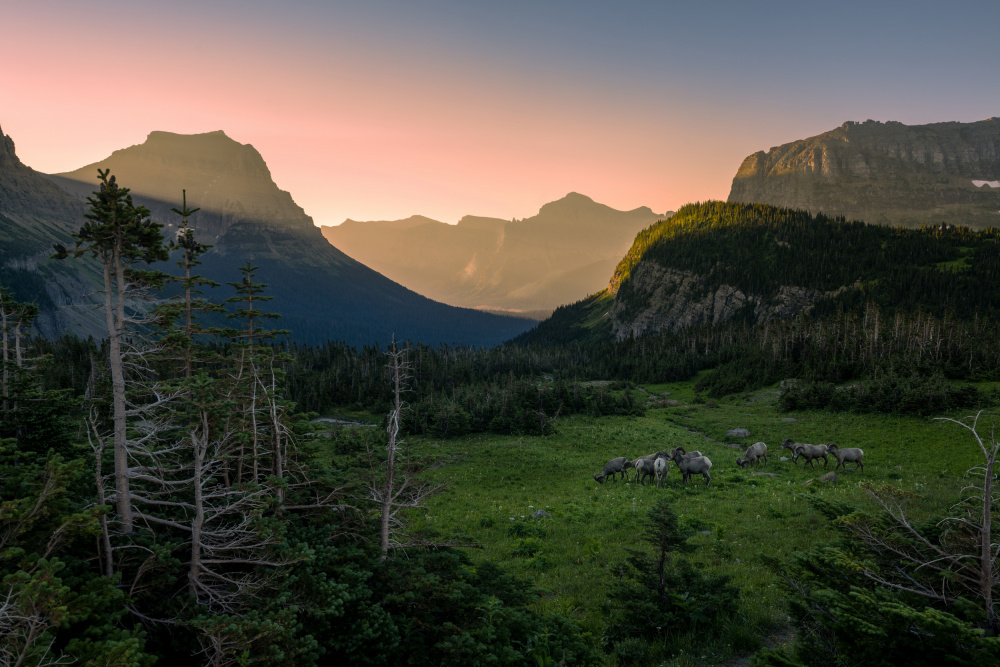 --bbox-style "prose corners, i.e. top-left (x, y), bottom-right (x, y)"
top-left (53, 169), bottom-right (167, 533)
